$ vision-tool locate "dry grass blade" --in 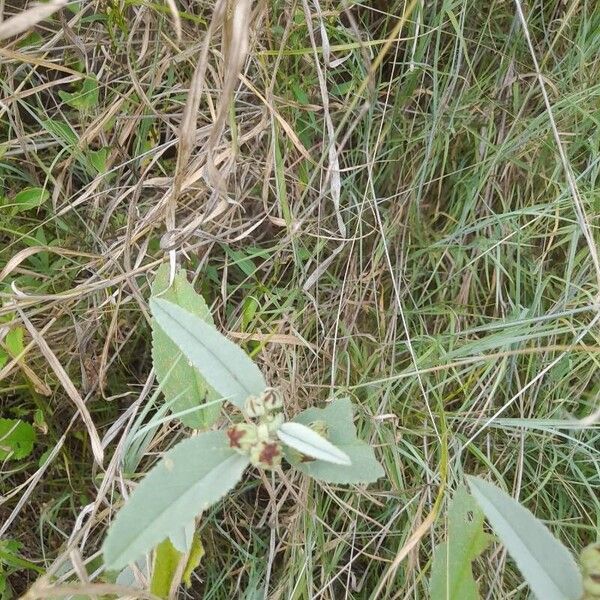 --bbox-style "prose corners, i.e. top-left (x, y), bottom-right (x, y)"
top-left (303, 244), bottom-right (346, 291)
top-left (163, 0), bottom-right (182, 43)
top-left (302, 0), bottom-right (345, 236)
top-left (0, 0), bottom-right (67, 41)
top-left (204, 0), bottom-right (252, 188)
top-left (240, 74), bottom-right (313, 162)
top-left (0, 246), bottom-right (97, 283)
top-left (0, 48), bottom-right (82, 76)
top-left (372, 506), bottom-right (438, 598)
top-left (174, 0), bottom-right (227, 195)
top-left (16, 306), bottom-right (104, 466)
top-left (372, 433), bottom-right (447, 597)
top-left (227, 331), bottom-right (313, 347)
